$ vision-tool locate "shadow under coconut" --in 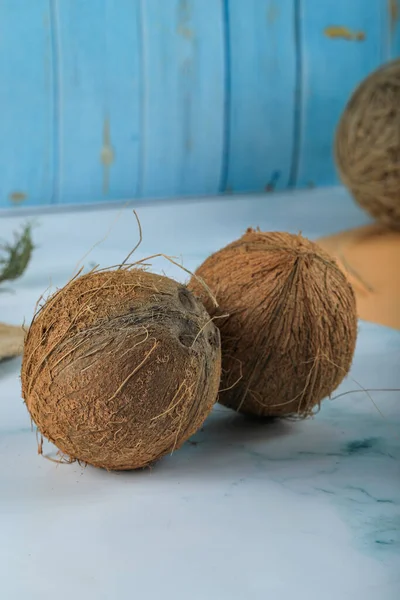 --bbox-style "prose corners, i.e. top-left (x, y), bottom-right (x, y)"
top-left (192, 407), bottom-right (292, 446)
top-left (147, 407), bottom-right (299, 477)
top-left (91, 407), bottom-right (295, 479)
top-left (151, 403), bottom-right (395, 481)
